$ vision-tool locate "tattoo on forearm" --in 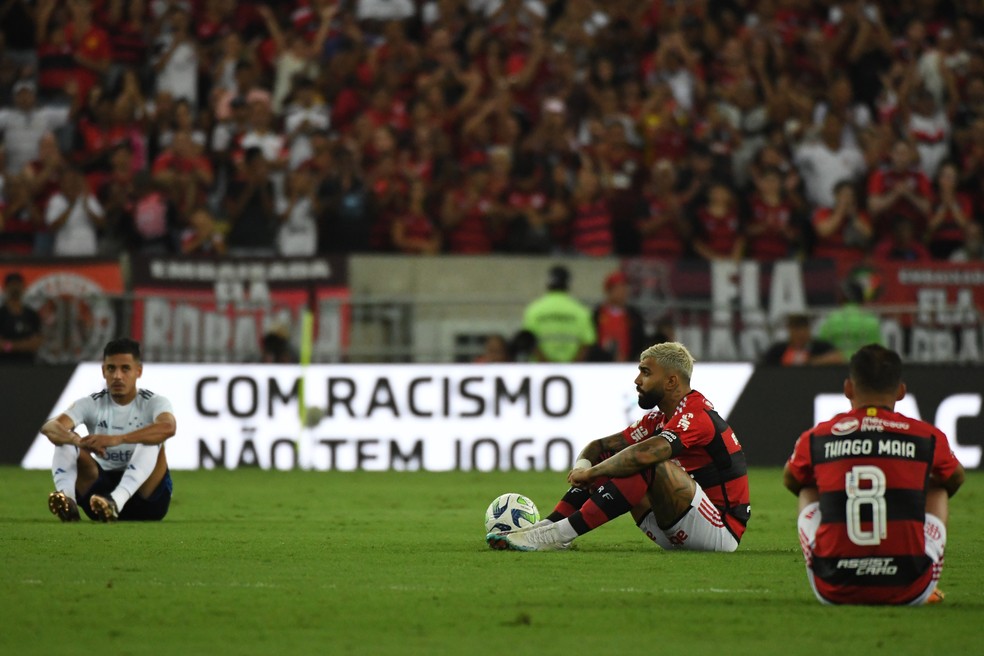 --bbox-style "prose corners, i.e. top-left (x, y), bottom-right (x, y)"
top-left (594, 439), bottom-right (667, 478)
